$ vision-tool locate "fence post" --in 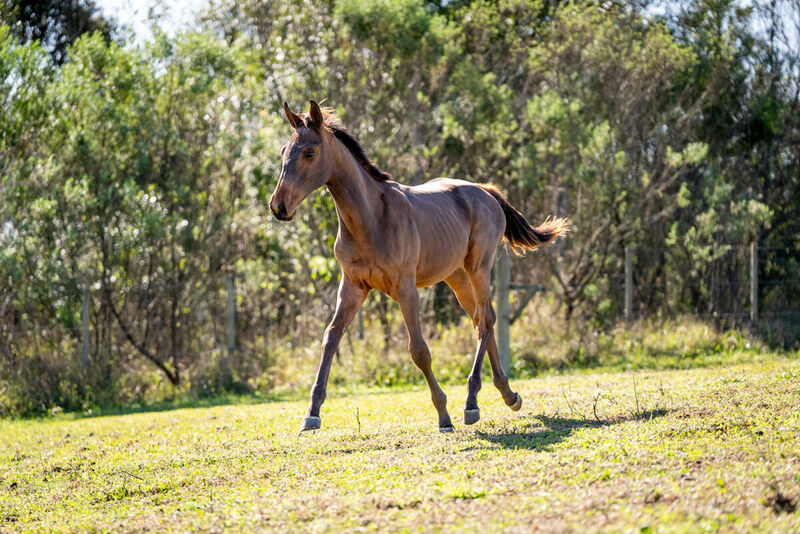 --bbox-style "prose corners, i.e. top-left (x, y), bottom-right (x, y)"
top-left (220, 271), bottom-right (236, 383)
top-left (495, 247), bottom-right (511, 374)
top-left (625, 244), bottom-right (633, 322)
top-left (81, 282), bottom-right (90, 369)
top-left (226, 272), bottom-right (236, 355)
top-left (751, 242), bottom-right (758, 322)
